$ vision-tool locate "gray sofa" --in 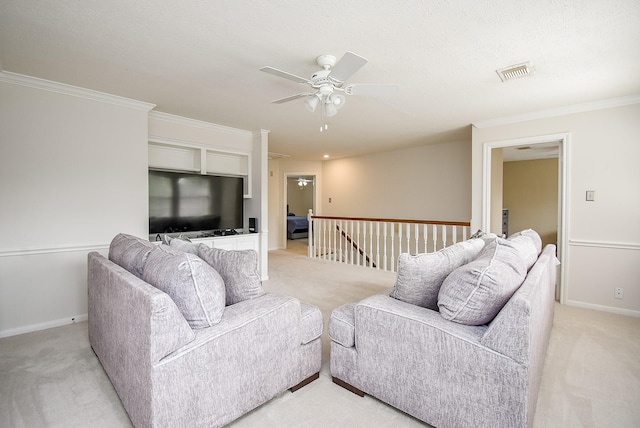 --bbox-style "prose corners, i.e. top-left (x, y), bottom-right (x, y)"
top-left (88, 234), bottom-right (322, 428)
top-left (329, 231), bottom-right (558, 428)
